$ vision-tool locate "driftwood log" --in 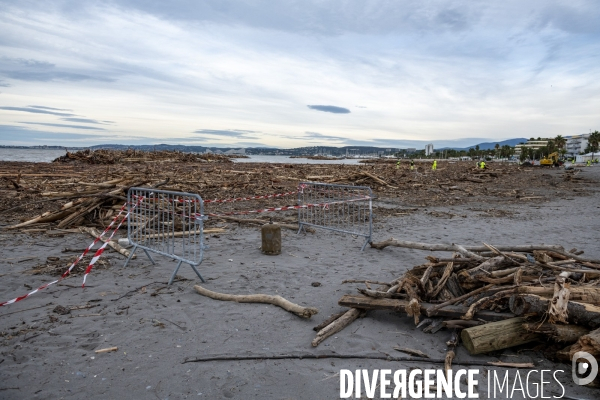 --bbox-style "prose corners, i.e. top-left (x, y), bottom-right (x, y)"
top-left (461, 317), bottom-right (542, 355)
top-left (193, 285), bottom-right (318, 319)
top-left (370, 238), bottom-right (564, 253)
top-left (311, 308), bottom-right (362, 347)
top-left (509, 294), bottom-right (600, 328)
top-left (338, 295), bottom-right (514, 322)
top-left (79, 227), bottom-right (134, 259)
top-left (523, 323), bottom-right (590, 344)
top-left (570, 328), bottom-right (600, 358)
top-left (516, 286), bottom-right (600, 304)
